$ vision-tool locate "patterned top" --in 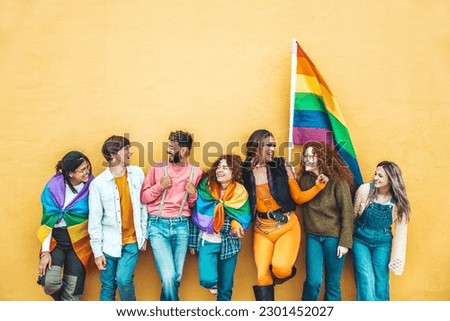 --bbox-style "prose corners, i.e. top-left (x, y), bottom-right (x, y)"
top-left (189, 217), bottom-right (242, 260)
